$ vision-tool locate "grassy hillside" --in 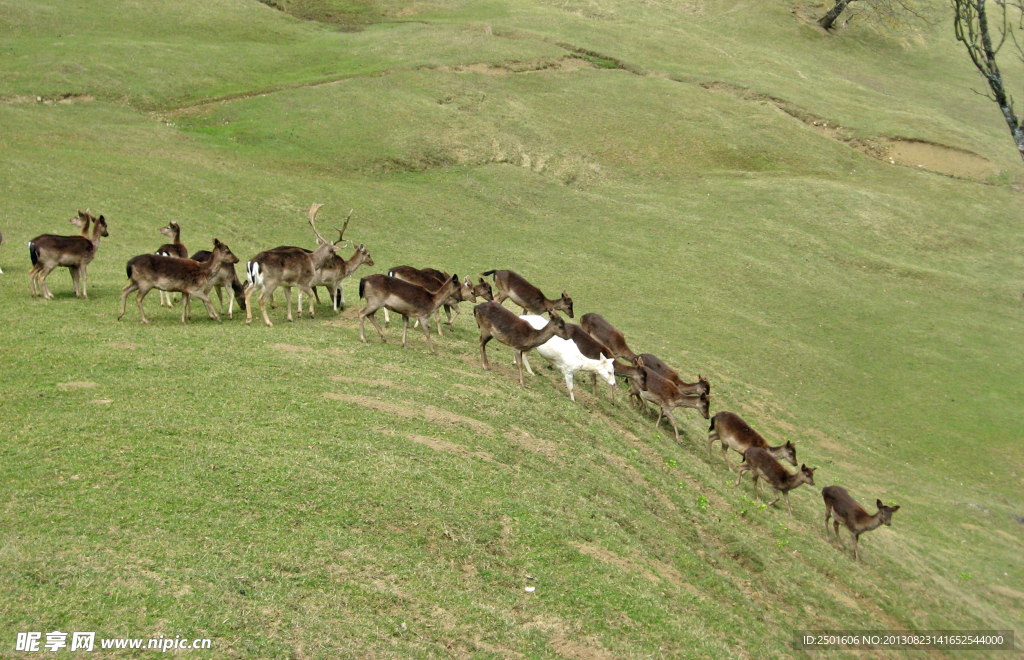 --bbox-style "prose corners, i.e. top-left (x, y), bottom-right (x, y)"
top-left (1, 0), bottom-right (1022, 657)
